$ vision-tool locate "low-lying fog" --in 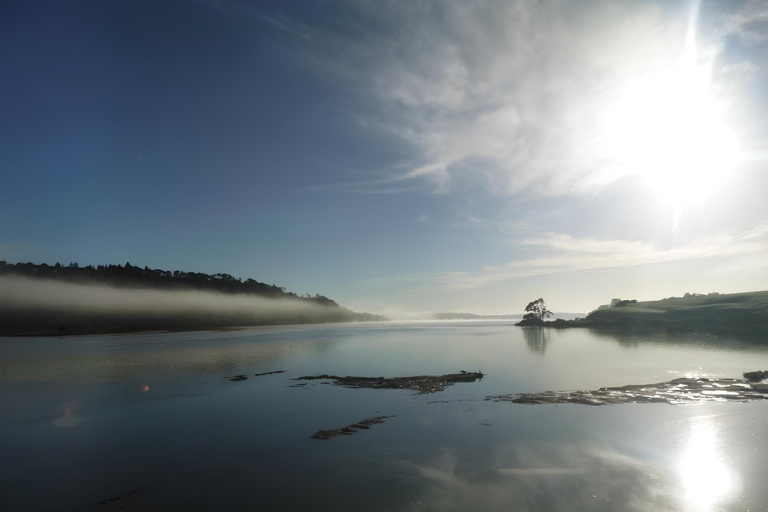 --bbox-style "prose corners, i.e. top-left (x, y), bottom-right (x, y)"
top-left (0, 276), bottom-right (375, 335)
